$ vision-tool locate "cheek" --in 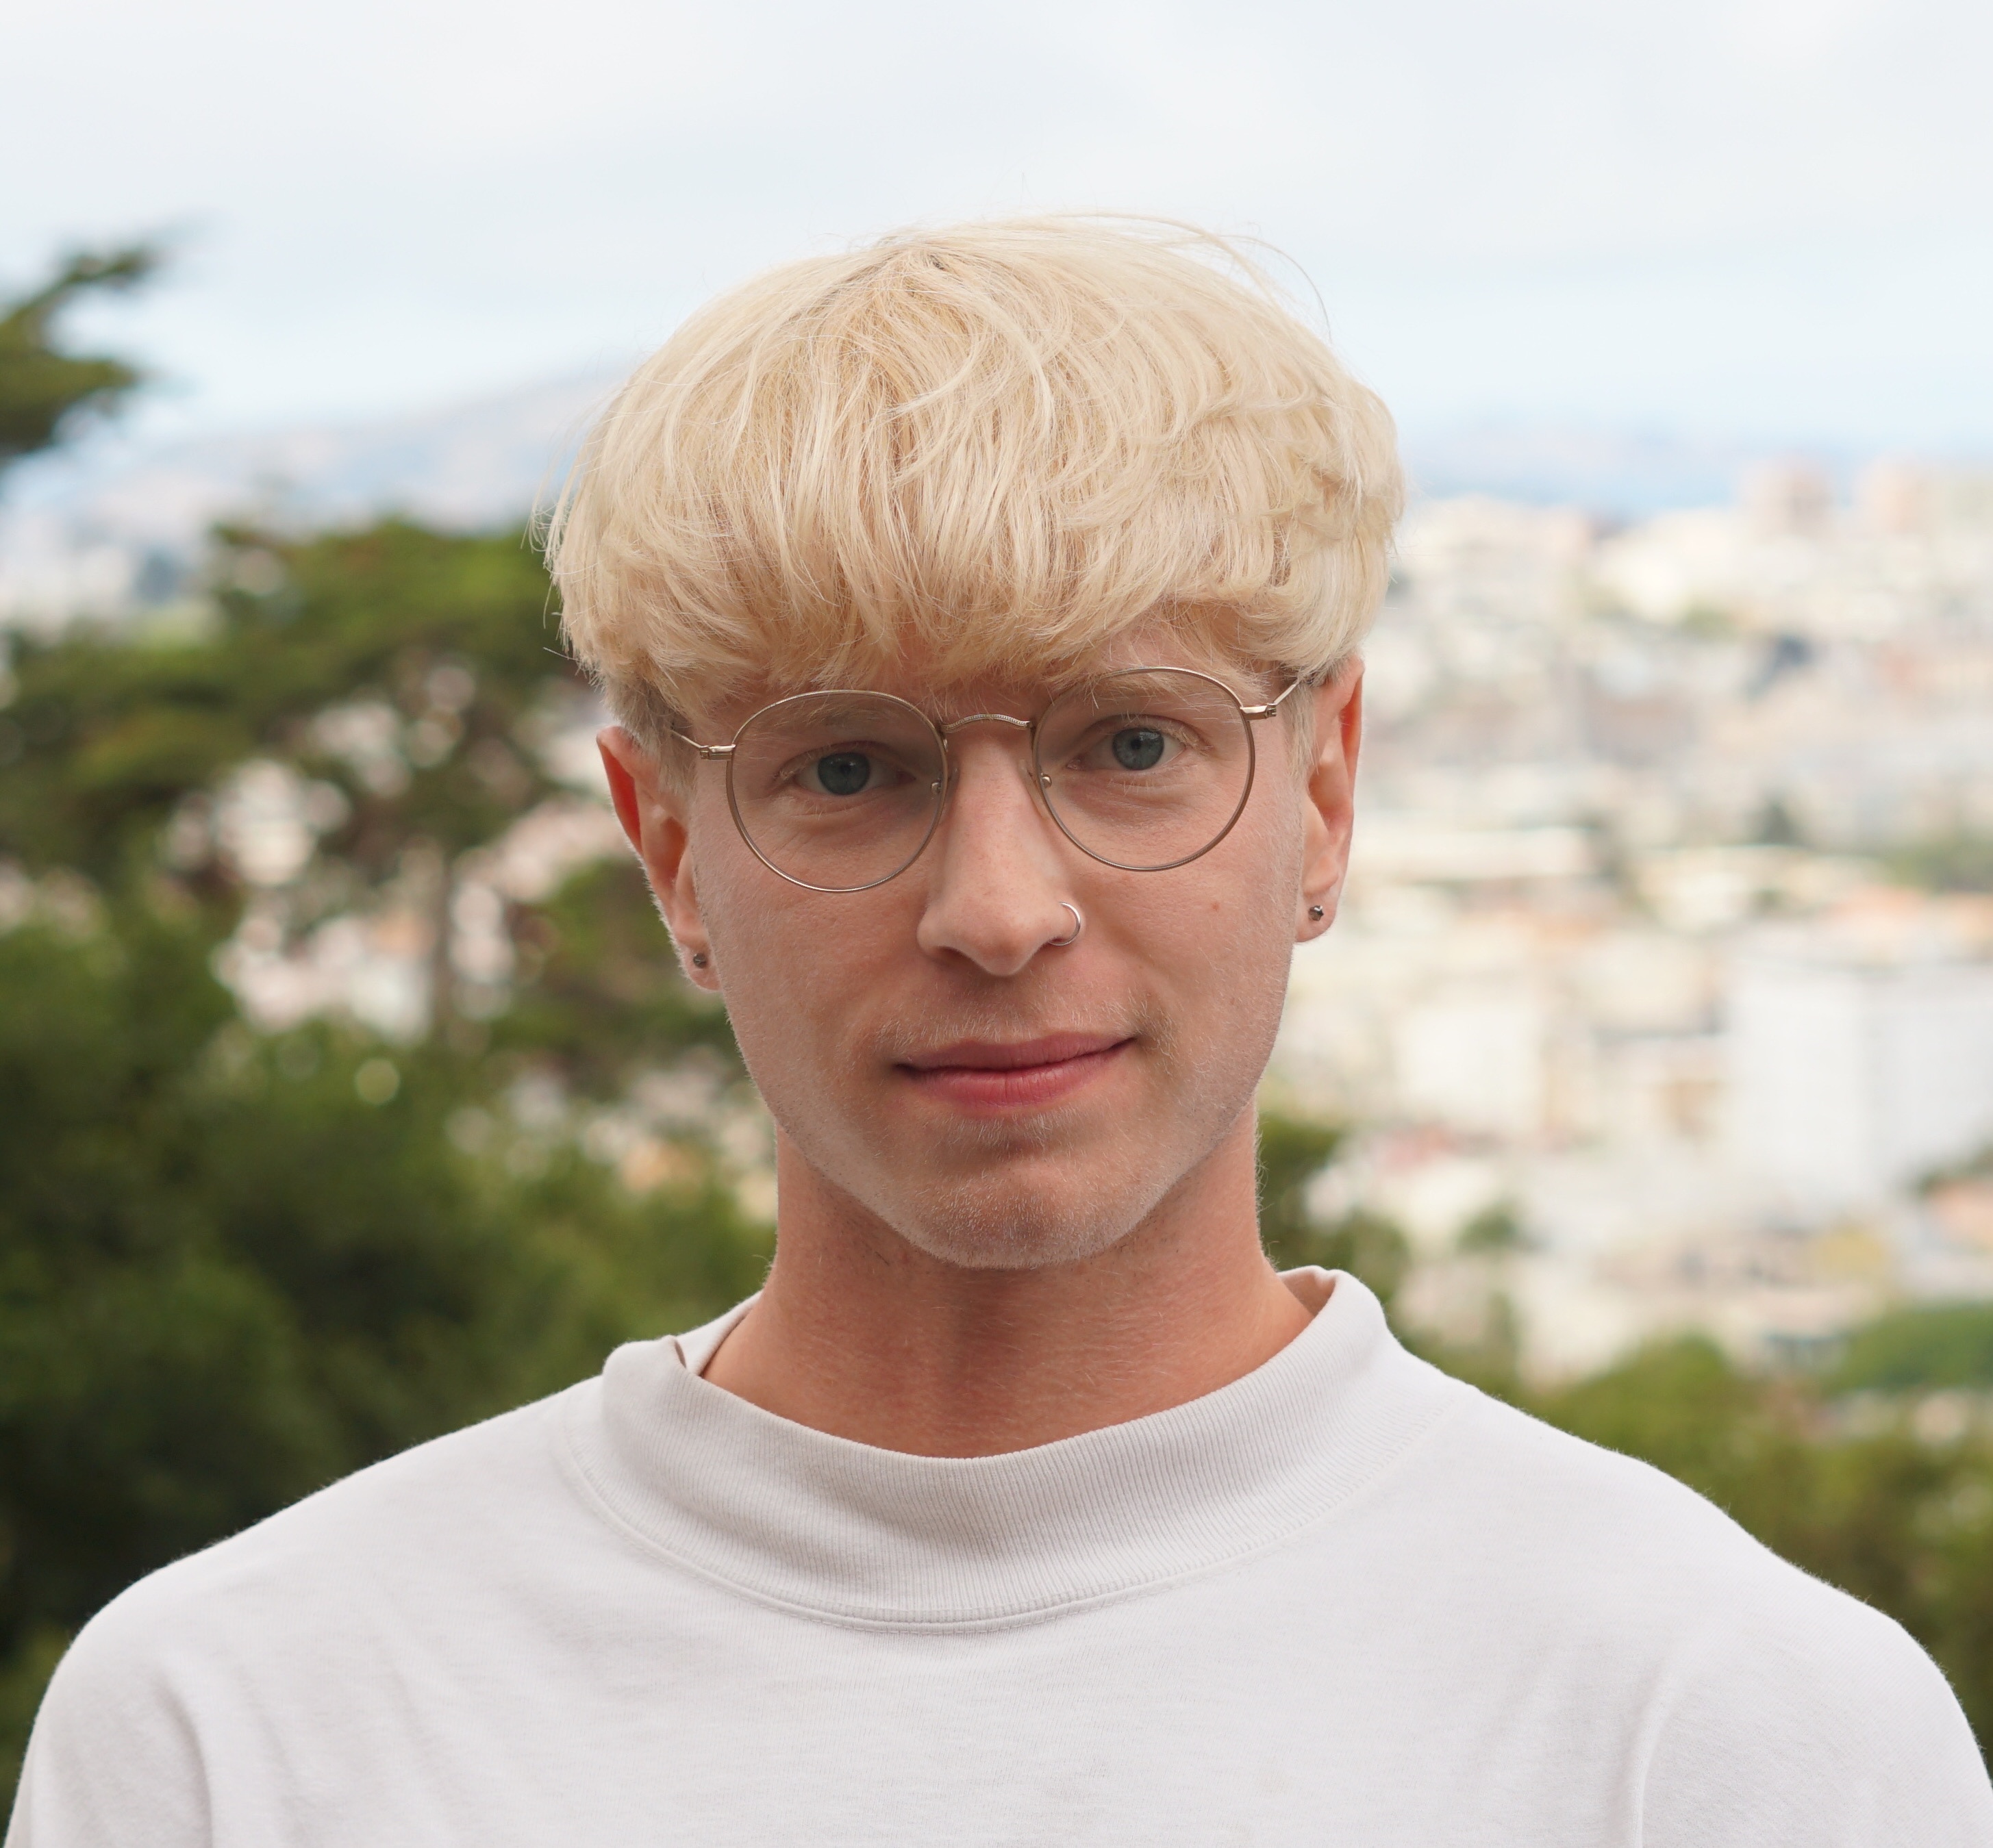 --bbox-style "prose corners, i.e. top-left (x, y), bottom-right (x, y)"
top-left (690, 831), bottom-right (796, 1013)
top-left (1202, 810), bottom-right (1309, 1020)
top-left (1184, 791), bottom-right (1307, 942)
top-left (1106, 811), bottom-right (1303, 1022)
top-left (694, 841), bottom-right (903, 1063)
